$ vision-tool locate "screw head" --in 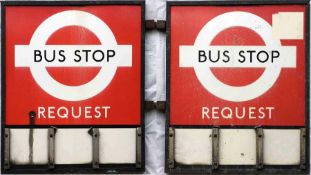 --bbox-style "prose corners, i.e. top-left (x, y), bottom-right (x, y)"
top-left (29, 111), bottom-right (36, 118)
